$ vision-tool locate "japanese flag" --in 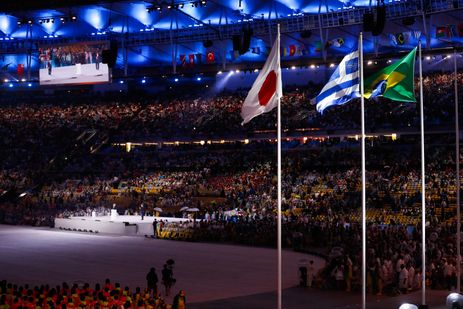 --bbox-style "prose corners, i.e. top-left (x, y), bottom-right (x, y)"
top-left (241, 33), bottom-right (282, 125)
